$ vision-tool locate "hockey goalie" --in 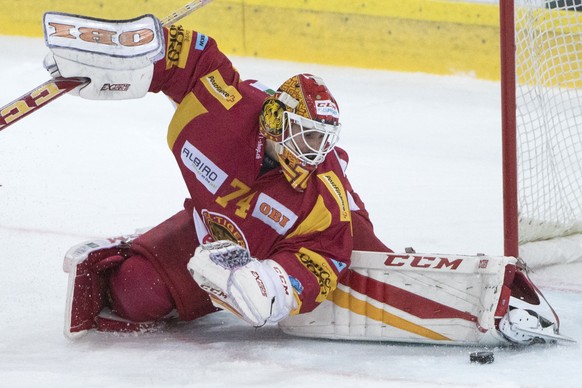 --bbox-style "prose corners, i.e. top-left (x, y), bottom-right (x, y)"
top-left (45, 12), bottom-right (570, 346)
